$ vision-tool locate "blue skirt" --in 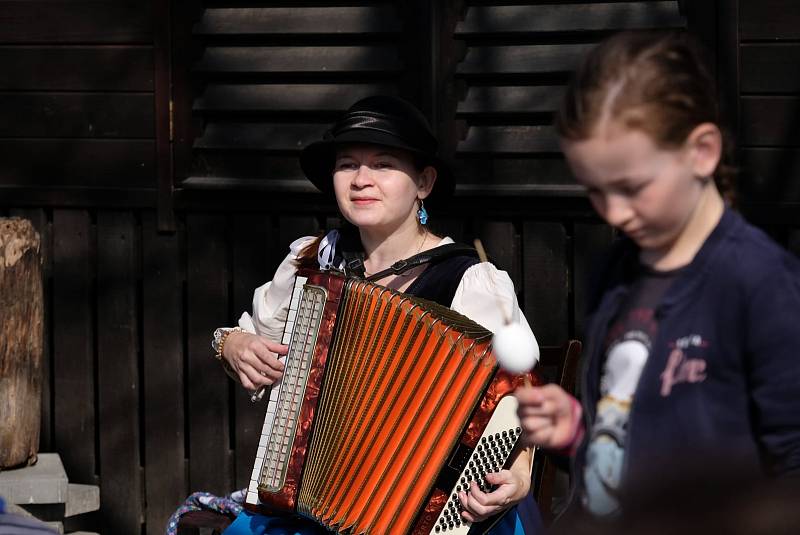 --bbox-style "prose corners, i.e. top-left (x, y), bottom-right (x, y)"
top-left (223, 503), bottom-right (541, 535)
